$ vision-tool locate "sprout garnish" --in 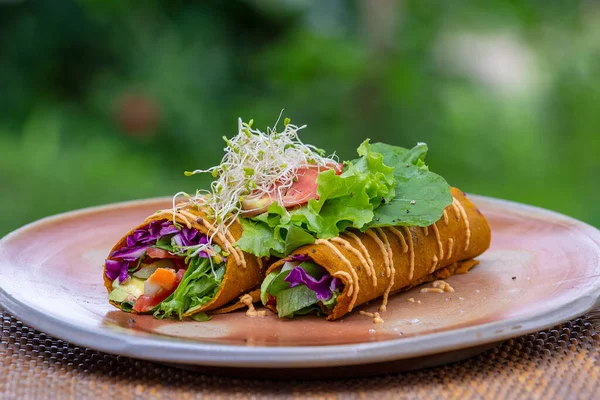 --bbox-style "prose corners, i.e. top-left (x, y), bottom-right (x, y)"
top-left (173, 115), bottom-right (337, 245)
